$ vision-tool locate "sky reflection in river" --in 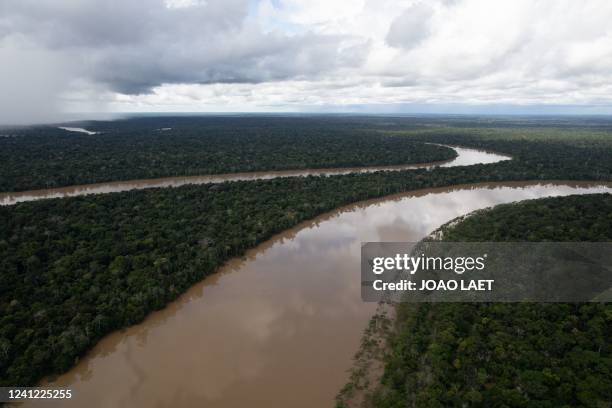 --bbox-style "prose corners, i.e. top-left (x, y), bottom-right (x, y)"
top-left (22, 181), bottom-right (612, 408)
